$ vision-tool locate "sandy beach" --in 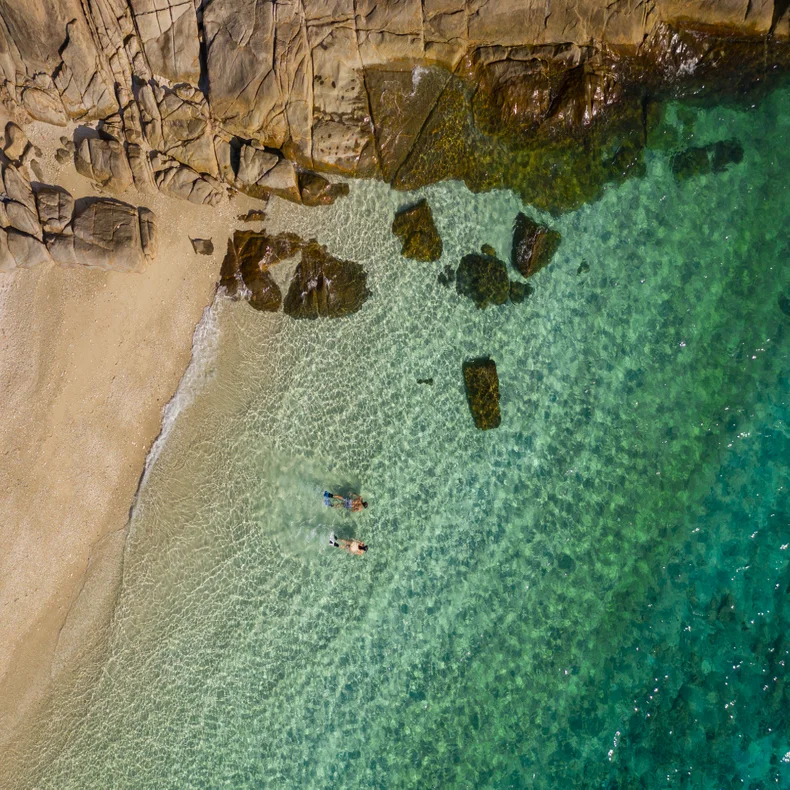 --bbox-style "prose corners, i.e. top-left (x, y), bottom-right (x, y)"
top-left (0, 122), bottom-right (250, 782)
